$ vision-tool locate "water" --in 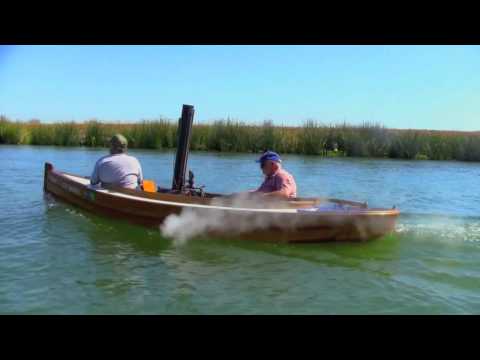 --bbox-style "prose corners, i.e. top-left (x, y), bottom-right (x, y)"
top-left (1, 145), bottom-right (480, 314)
